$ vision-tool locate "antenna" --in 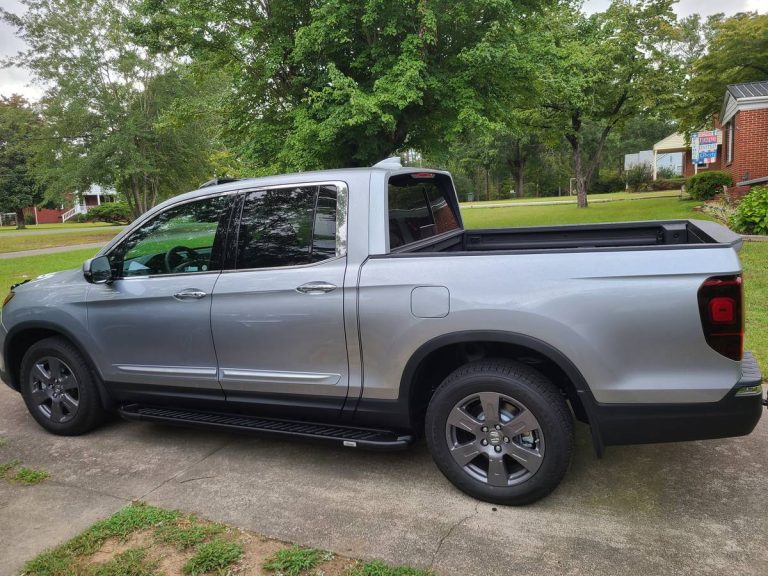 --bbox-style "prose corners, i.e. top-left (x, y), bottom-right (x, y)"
top-left (372, 156), bottom-right (402, 169)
